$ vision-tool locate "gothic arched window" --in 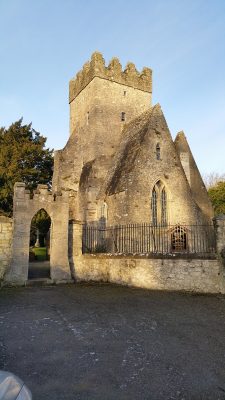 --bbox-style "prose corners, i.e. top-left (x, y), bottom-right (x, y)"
top-left (151, 181), bottom-right (167, 226)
